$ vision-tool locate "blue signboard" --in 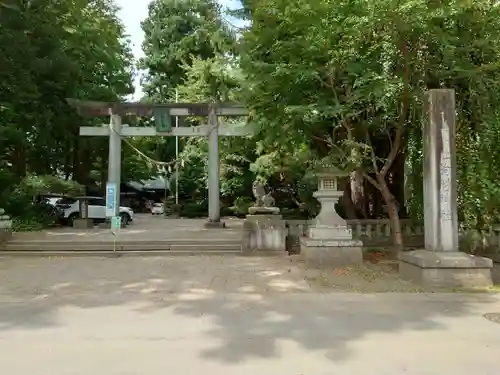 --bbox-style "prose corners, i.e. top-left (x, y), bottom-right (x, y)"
top-left (106, 182), bottom-right (116, 217)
